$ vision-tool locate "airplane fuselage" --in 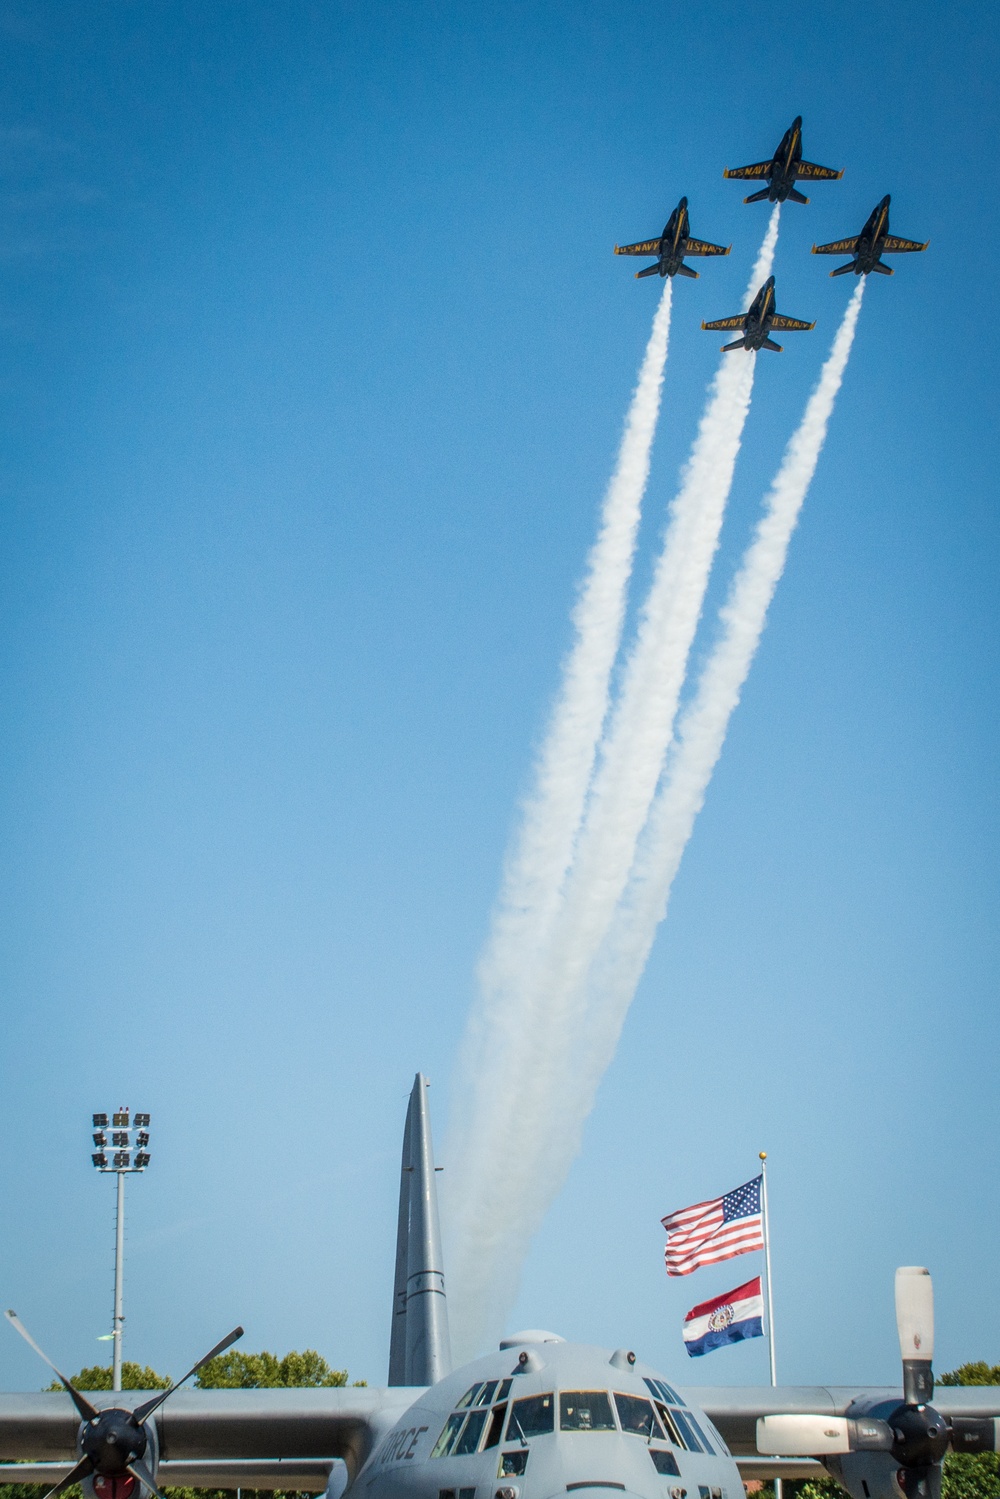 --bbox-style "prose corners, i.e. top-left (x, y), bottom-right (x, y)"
top-left (359, 1340), bottom-right (741, 1499)
top-left (739, 280), bottom-right (776, 349)
top-left (851, 195), bottom-right (891, 274)
top-left (767, 117), bottom-right (803, 201)
top-left (654, 199), bottom-right (692, 277)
